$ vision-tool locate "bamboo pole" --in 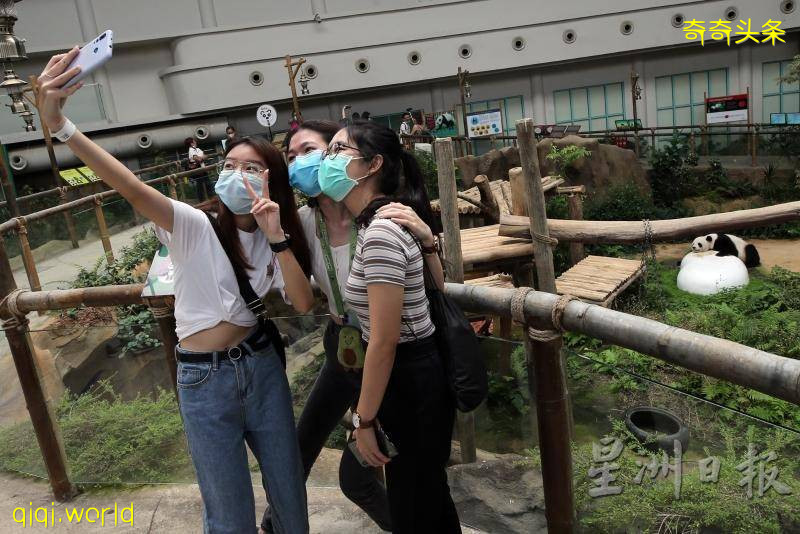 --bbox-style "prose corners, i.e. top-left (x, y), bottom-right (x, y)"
top-left (434, 137), bottom-right (477, 465)
top-left (445, 283), bottom-right (800, 405)
top-left (16, 217), bottom-right (42, 292)
top-left (516, 118), bottom-right (575, 533)
top-left (498, 201), bottom-right (800, 243)
top-left (567, 194), bottom-right (585, 266)
top-left (0, 242), bottom-right (77, 501)
top-left (93, 196), bottom-right (114, 264)
top-left (149, 305), bottom-right (178, 396)
top-left (0, 143), bottom-right (20, 217)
